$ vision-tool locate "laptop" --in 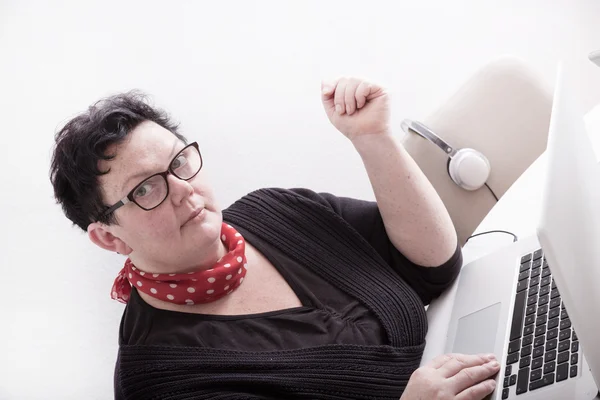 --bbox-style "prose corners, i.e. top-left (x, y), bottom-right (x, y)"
top-left (421, 66), bottom-right (600, 400)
